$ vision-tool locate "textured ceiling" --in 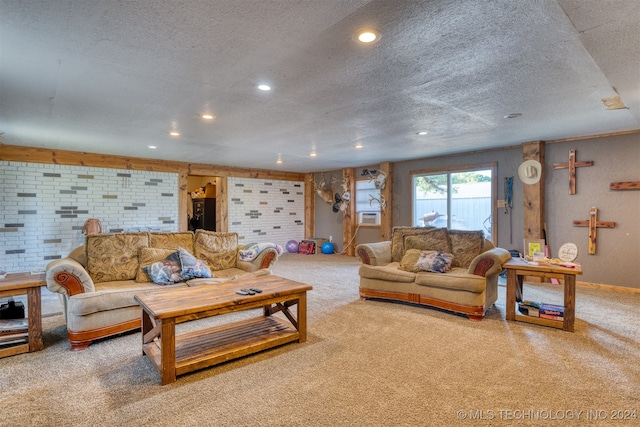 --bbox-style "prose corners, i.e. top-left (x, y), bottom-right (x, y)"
top-left (0, 0), bottom-right (638, 173)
